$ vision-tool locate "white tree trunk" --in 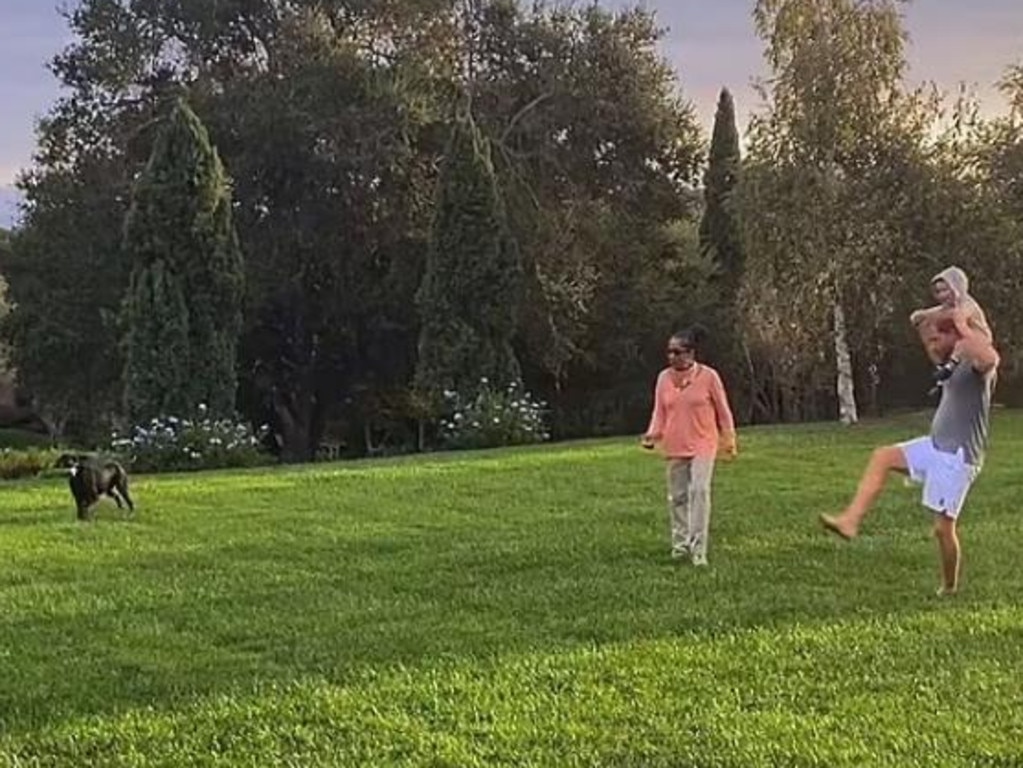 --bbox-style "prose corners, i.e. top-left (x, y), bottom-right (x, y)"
top-left (833, 300), bottom-right (858, 425)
